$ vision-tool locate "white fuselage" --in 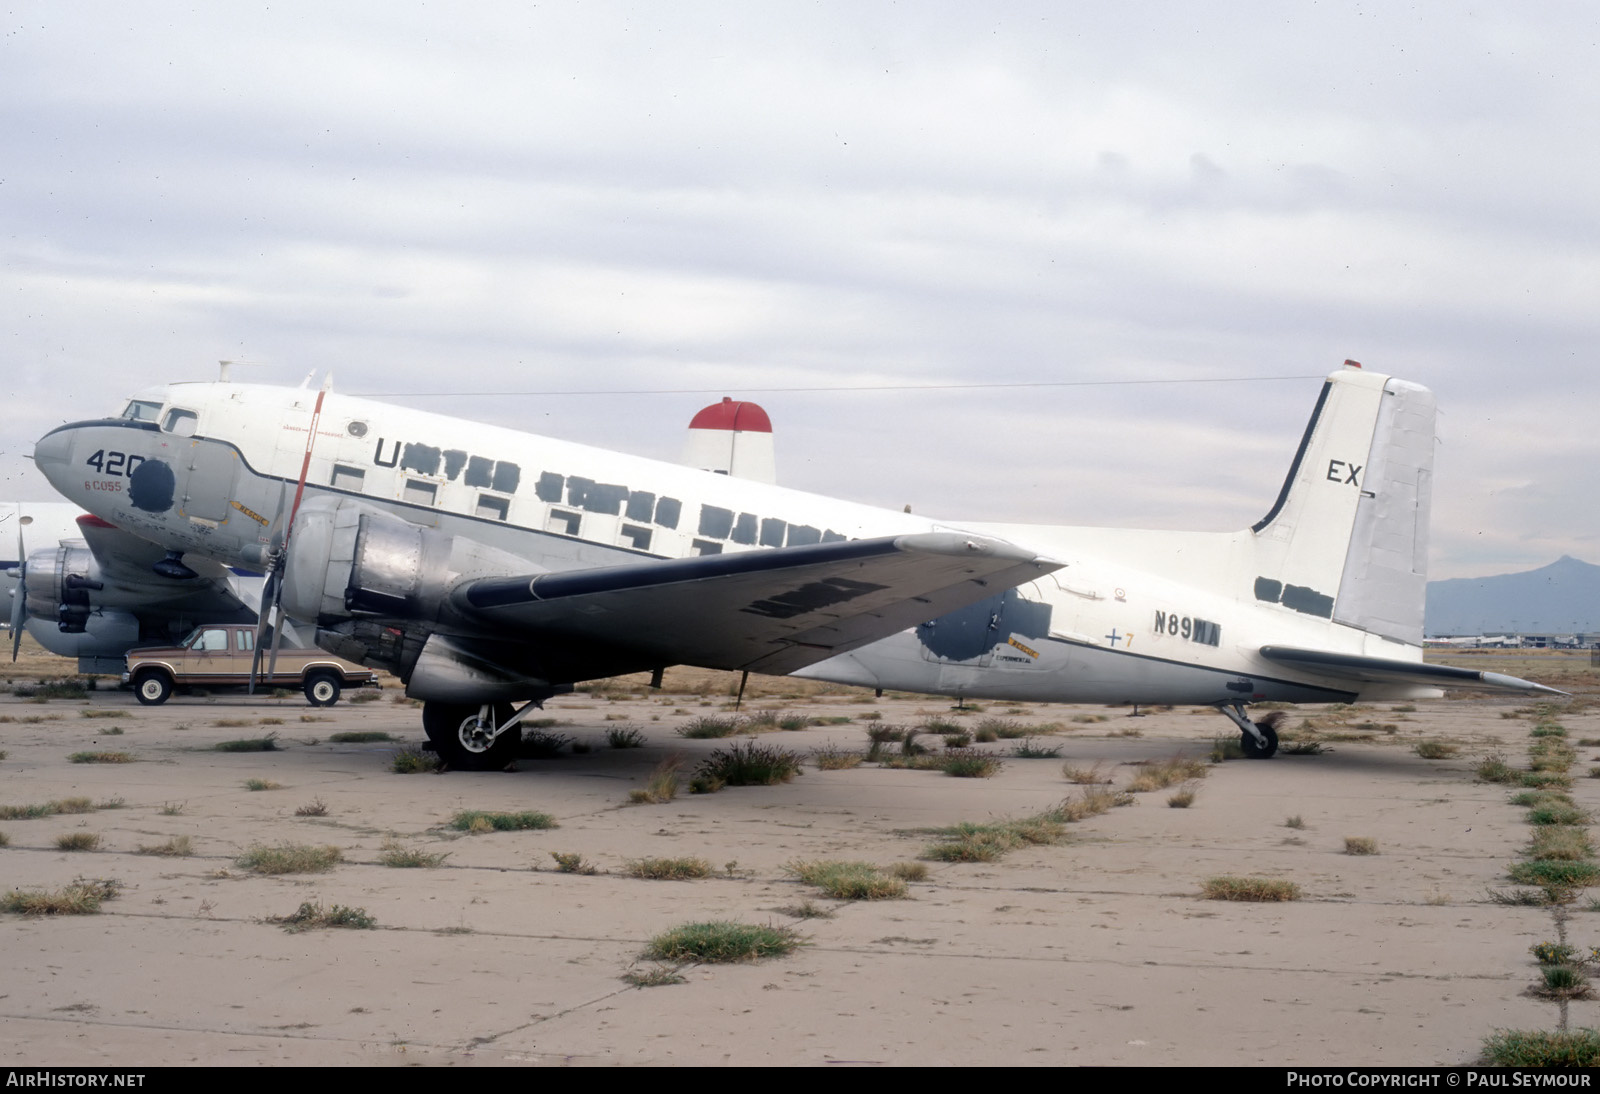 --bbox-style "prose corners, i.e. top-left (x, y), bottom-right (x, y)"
top-left (34, 379), bottom-right (1430, 704)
